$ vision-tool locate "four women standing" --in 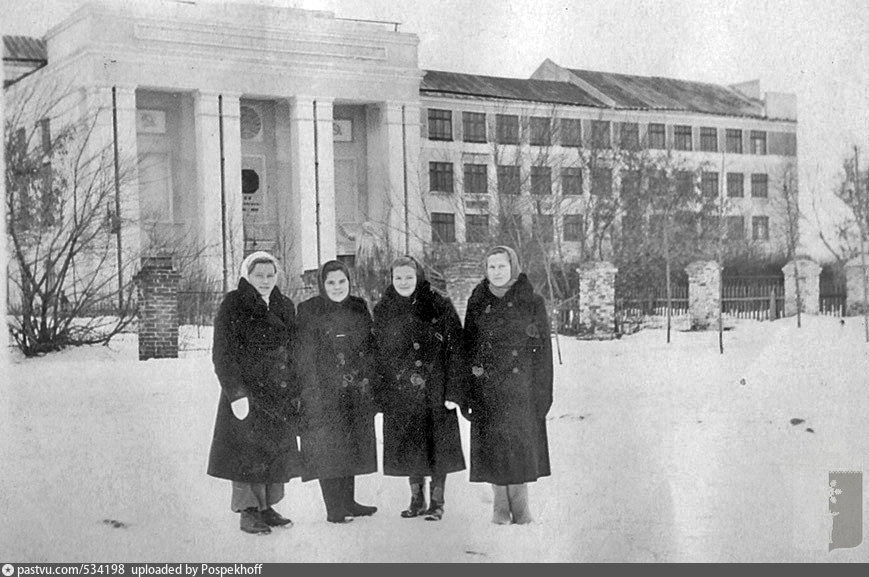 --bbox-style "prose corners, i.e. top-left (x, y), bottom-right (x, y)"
top-left (208, 246), bottom-right (553, 531)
